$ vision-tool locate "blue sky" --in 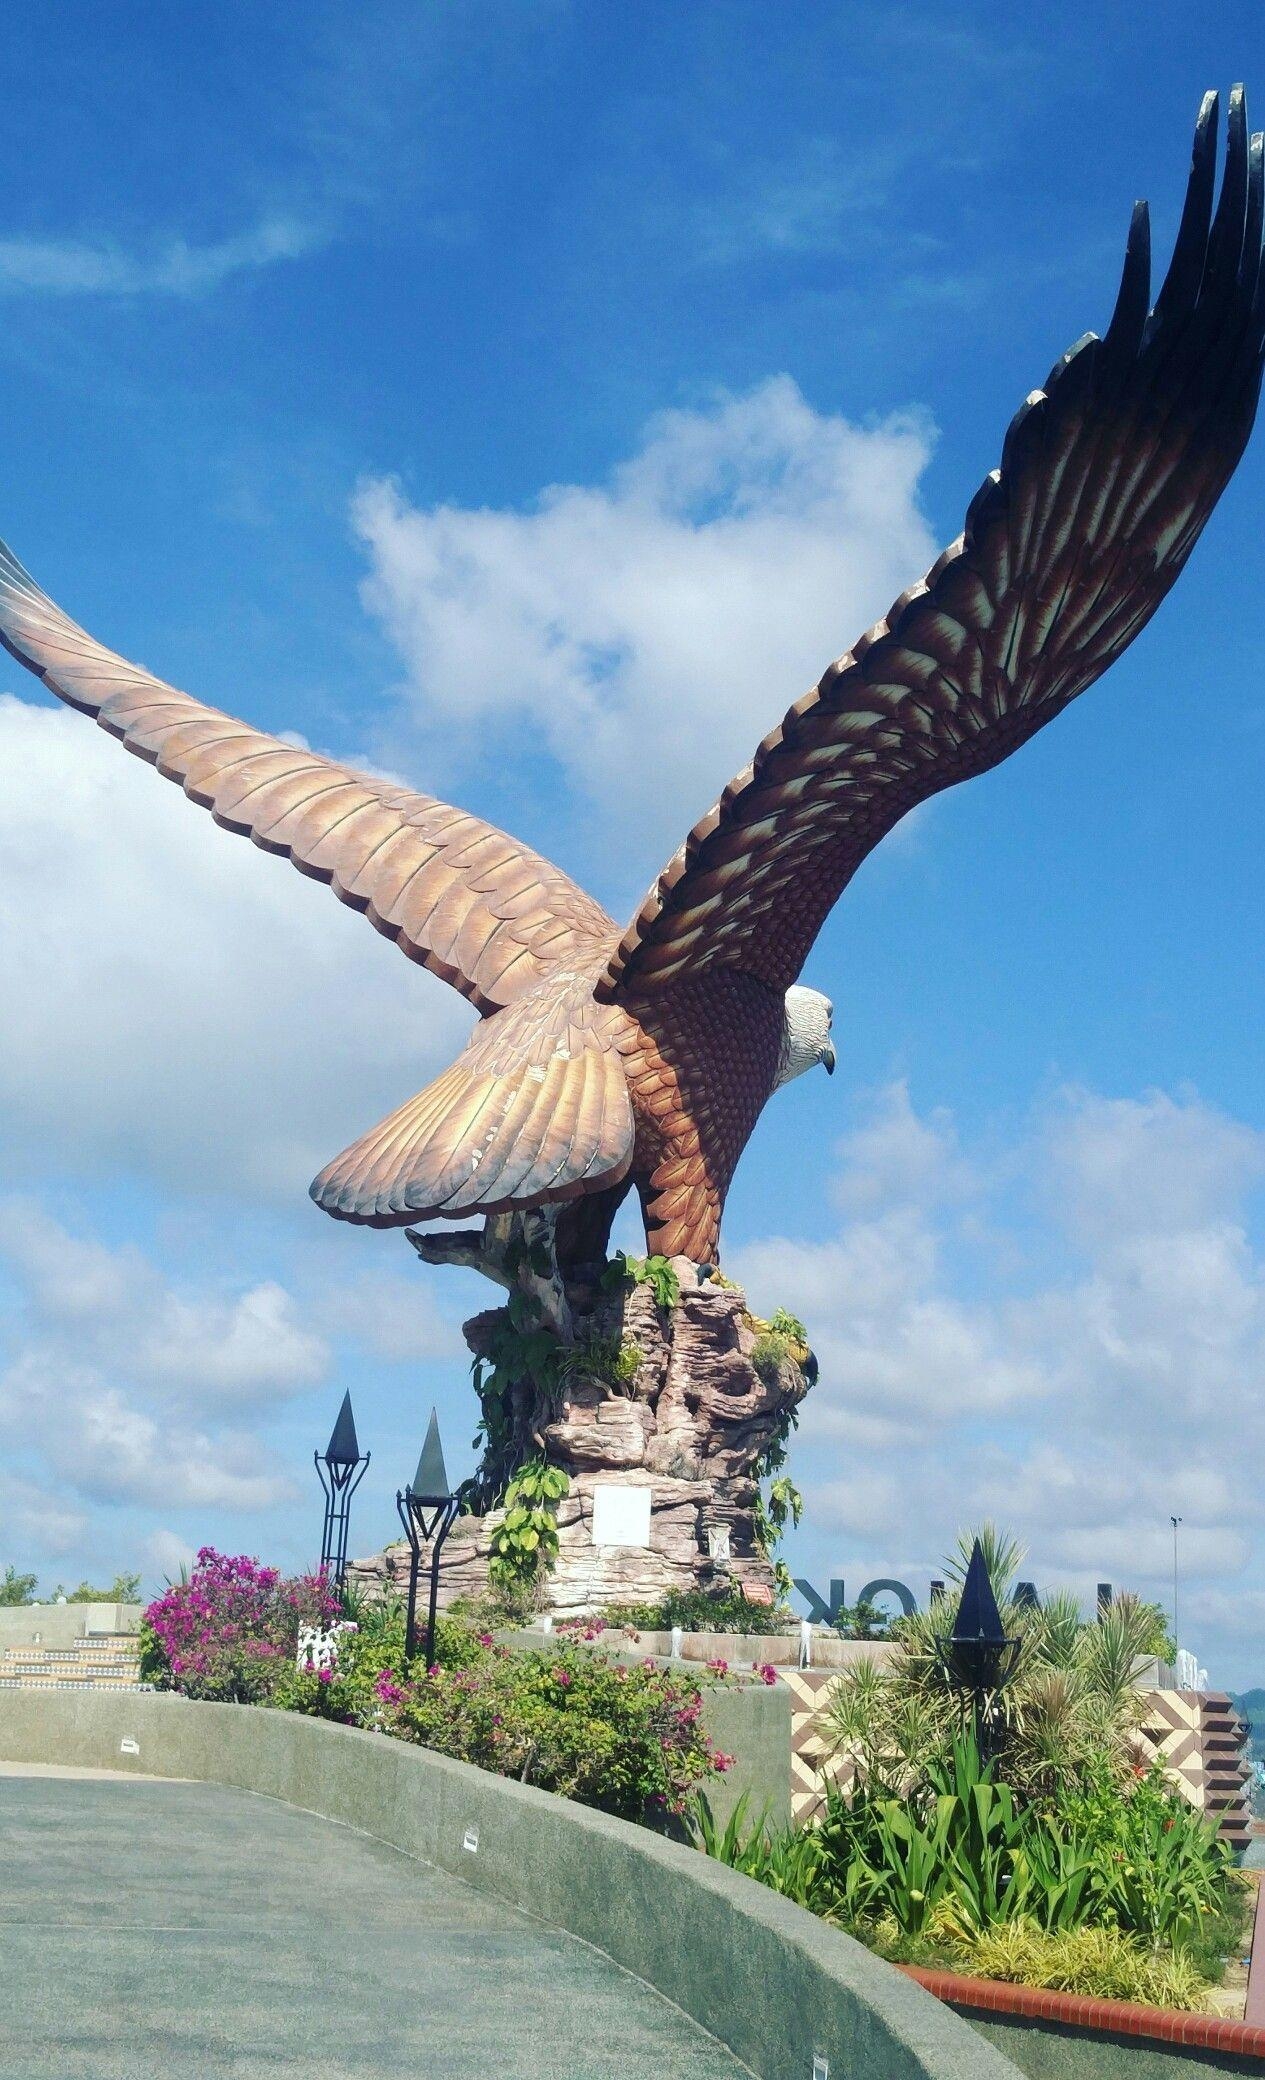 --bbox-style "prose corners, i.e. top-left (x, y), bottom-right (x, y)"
top-left (2, 3), bottom-right (1265, 1679)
